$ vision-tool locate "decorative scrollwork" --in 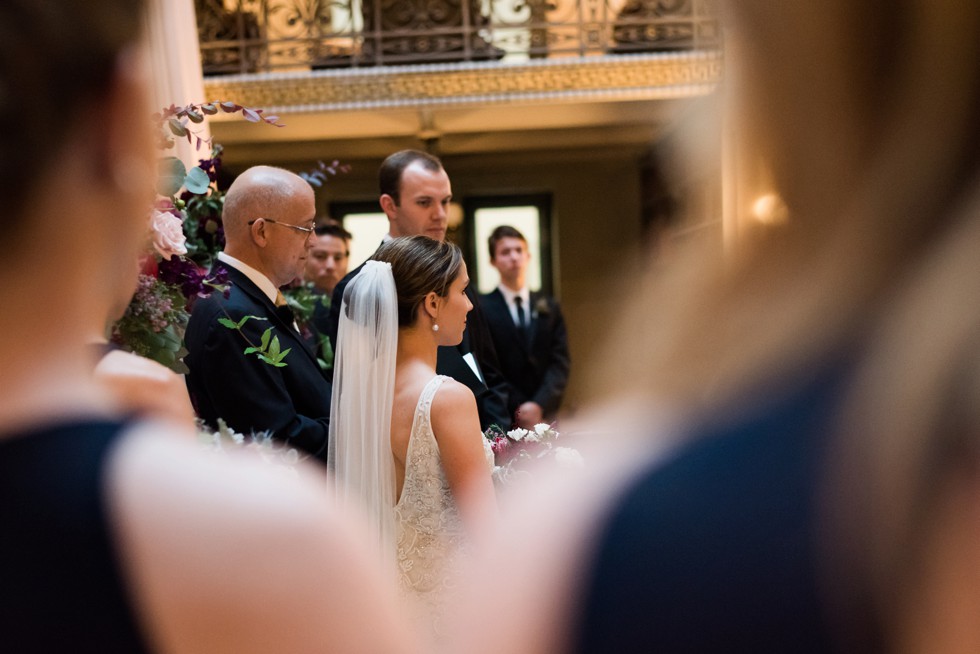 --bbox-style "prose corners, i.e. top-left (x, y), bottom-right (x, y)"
top-left (194, 0), bottom-right (719, 72)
